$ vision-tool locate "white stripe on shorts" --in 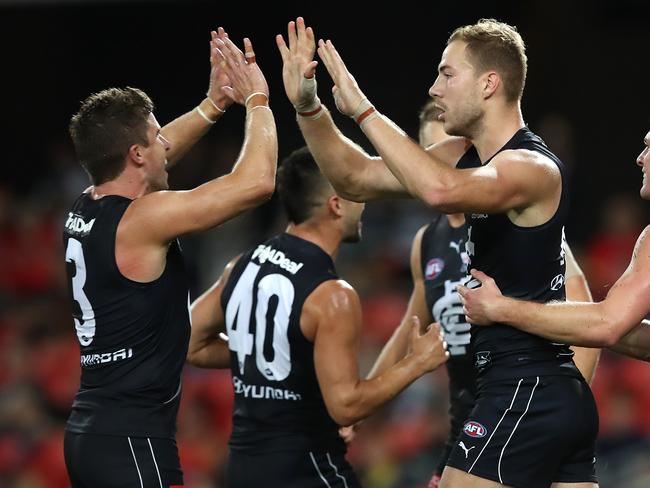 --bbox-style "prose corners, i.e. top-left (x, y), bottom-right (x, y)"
top-left (127, 437), bottom-right (144, 488)
top-left (468, 378), bottom-right (523, 474)
top-left (310, 452), bottom-right (332, 488)
top-left (498, 376), bottom-right (540, 484)
top-left (326, 452), bottom-right (349, 488)
top-left (147, 438), bottom-right (163, 488)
